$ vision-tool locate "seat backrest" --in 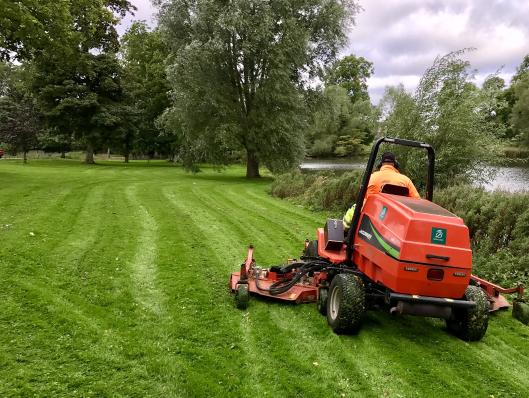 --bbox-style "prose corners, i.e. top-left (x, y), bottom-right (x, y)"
top-left (381, 184), bottom-right (409, 197)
